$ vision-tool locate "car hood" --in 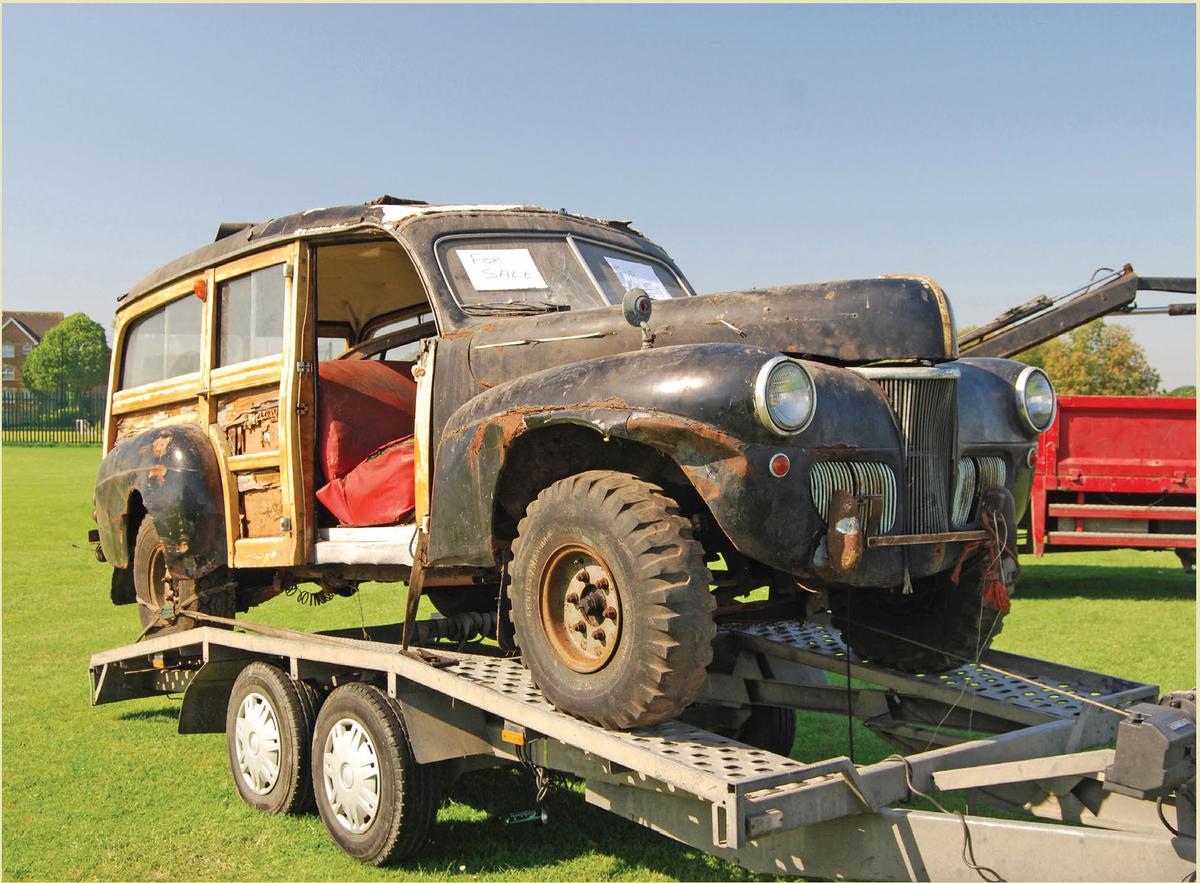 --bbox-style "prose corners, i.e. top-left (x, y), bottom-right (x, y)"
top-left (465, 275), bottom-right (958, 388)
